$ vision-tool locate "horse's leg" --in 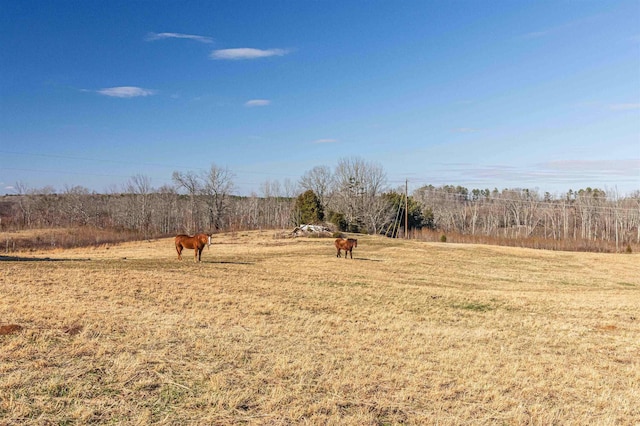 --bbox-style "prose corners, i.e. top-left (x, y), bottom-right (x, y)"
top-left (176, 244), bottom-right (182, 260)
top-left (197, 246), bottom-right (202, 262)
top-left (336, 248), bottom-right (341, 258)
top-left (349, 248), bottom-right (353, 259)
